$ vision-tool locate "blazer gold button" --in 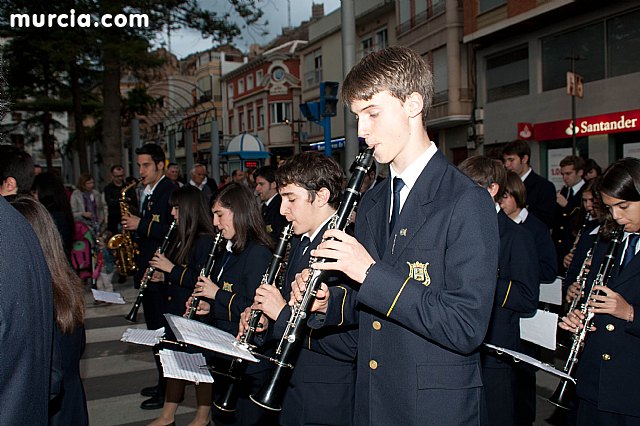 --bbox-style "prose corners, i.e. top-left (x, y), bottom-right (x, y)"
top-left (369, 360), bottom-right (378, 370)
top-left (560, 226), bottom-right (564, 230)
top-left (167, 296), bottom-right (172, 301)
top-left (602, 353), bottom-right (611, 361)
top-left (372, 321), bottom-right (381, 330)
top-left (606, 324), bottom-right (615, 332)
